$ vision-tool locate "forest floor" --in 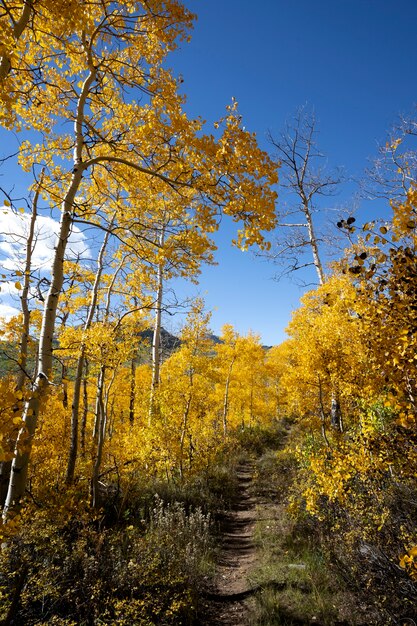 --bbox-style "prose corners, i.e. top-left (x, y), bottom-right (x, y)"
top-left (199, 460), bottom-right (257, 626)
